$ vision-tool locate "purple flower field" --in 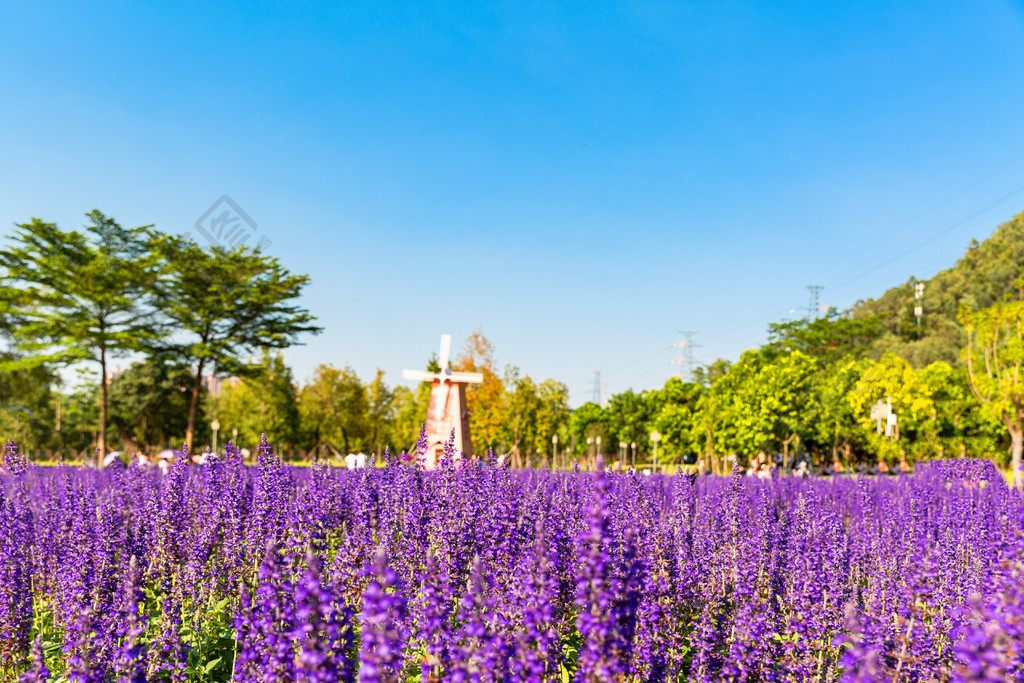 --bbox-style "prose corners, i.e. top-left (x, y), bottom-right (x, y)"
top-left (1, 437), bottom-right (1022, 682)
